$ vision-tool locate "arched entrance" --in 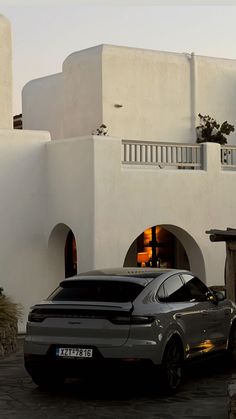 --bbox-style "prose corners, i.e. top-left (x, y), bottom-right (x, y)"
top-left (124, 224), bottom-right (205, 281)
top-left (65, 230), bottom-right (77, 277)
top-left (48, 223), bottom-right (78, 281)
top-left (124, 225), bottom-right (189, 269)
